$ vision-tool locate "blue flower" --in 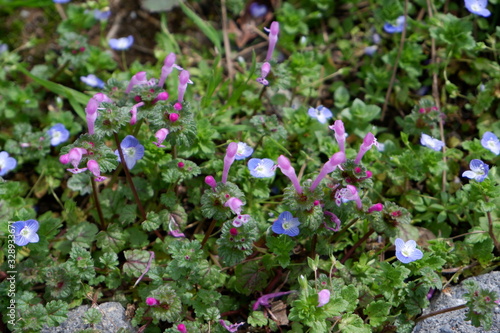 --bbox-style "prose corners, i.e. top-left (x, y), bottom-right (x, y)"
top-left (481, 131), bottom-right (500, 155)
top-left (464, 0), bottom-right (491, 17)
top-left (235, 142), bottom-right (254, 160)
top-left (420, 133), bottom-right (444, 151)
top-left (308, 105), bottom-right (333, 124)
top-left (93, 9), bottom-right (111, 21)
top-left (272, 211), bottom-right (301, 237)
top-left (47, 123), bottom-right (70, 146)
top-left (81, 74), bottom-right (105, 88)
top-left (53, 0), bottom-right (71, 3)
top-left (115, 135), bottom-right (145, 169)
top-left (108, 35), bottom-right (134, 51)
top-left (462, 159), bottom-right (489, 182)
top-left (249, 3), bottom-right (268, 18)
top-left (0, 151), bottom-right (17, 177)
top-left (12, 220), bottom-right (40, 246)
top-left (384, 16), bottom-right (406, 34)
top-left (395, 238), bottom-right (423, 263)
top-left (248, 158), bottom-right (275, 178)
